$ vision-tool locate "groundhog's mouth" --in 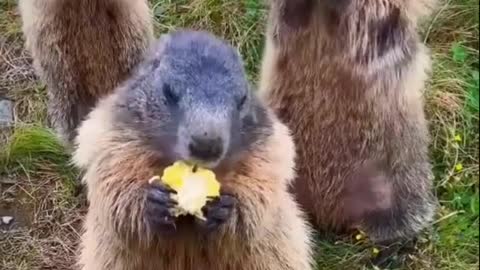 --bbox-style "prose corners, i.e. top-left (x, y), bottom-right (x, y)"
top-left (184, 158), bottom-right (221, 170)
